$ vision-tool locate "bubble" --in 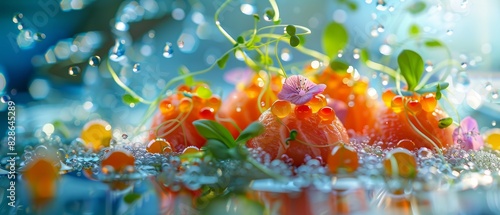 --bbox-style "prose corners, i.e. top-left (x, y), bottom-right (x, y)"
top-left (171, 8), bottom-right (185, 20)
top-left (240, 4), bottom-right (256, 15)
top-left (381, 74), bottom-right (389, 86)
top-left (122, 134), bottom-right (128, 139)
top-left (33, 33), bottom-right (46, 42)
top-left (337, 50), bottom-right (344, 58)
top-left (376, 0), bottom-right (387, 11)
top-left (425, 61), bottom-right (433, 72)
top-left (35, 145), bottom-right (49, 157)
top-left (110, 40), bottom-right (126, 61)
top-left (68, 66), bottom-right (81, 76)
top-left (461, 62), bottom-right (468, 69)
top-left (177, 40), bottom-right (184, 48)
top-left (379, 44), bottom-right (392, 55)
top-left (377, 24), bottom-right (385, 33)
top-left (88, 56), bottom-right (101, 67)
top-left (491, 90), bottom-right (499, 100)
top-left (365, 0), bottom-right (373, 3)
top-left (353, 48), bottom-right (360, 59)
top-left (163, 42), bottom-right (174, 58)
top-left (280, 48), bottom-right (292, 61)
top-left (493, 121), bottom-right (497, 127)
top-left (388, 6), bottom-right (395, 12)
top-left (132, 63), bottom-right (141, 73)
top-left (12, 13), bottom-right (23, 24)
top-left (446, 29), bottom-right (454, 36)
top-left (1, 95), bottom-right (11, 103)
top-left (370, 27), bottom-right (379, 37)
top-left (485, 82), bottom-right (493, 91)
